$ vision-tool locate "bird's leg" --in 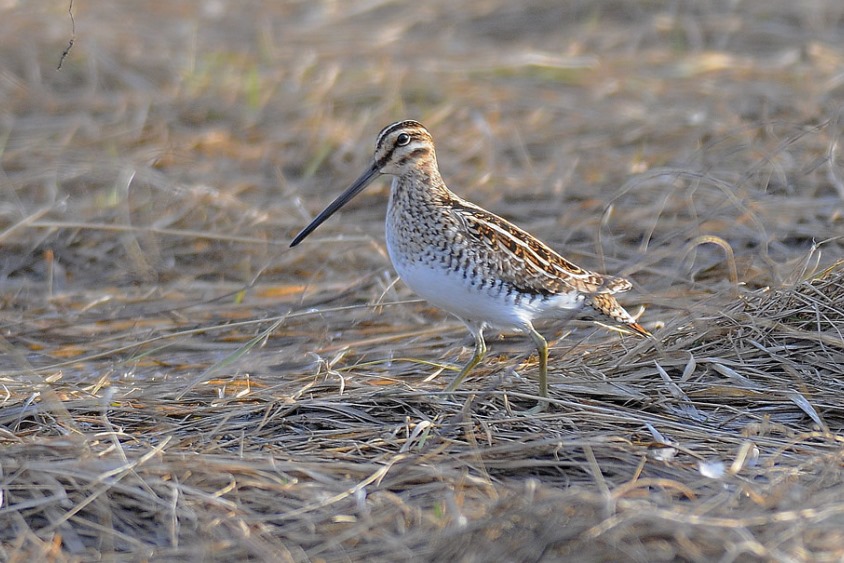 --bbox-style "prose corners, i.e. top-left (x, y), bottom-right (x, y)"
top-left (524, 325), bottom-right (549, 413)
top-left (443, 323), bottom-right (486, 394)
